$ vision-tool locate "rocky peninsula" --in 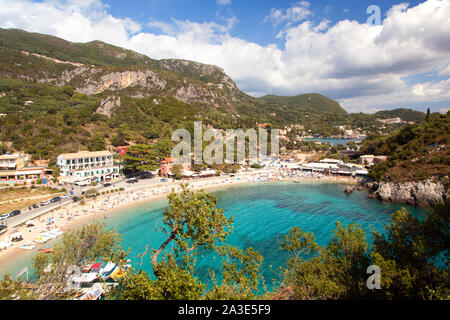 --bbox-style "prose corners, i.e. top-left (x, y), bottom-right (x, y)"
top-left (366, 179), bottom-right (448, 207)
